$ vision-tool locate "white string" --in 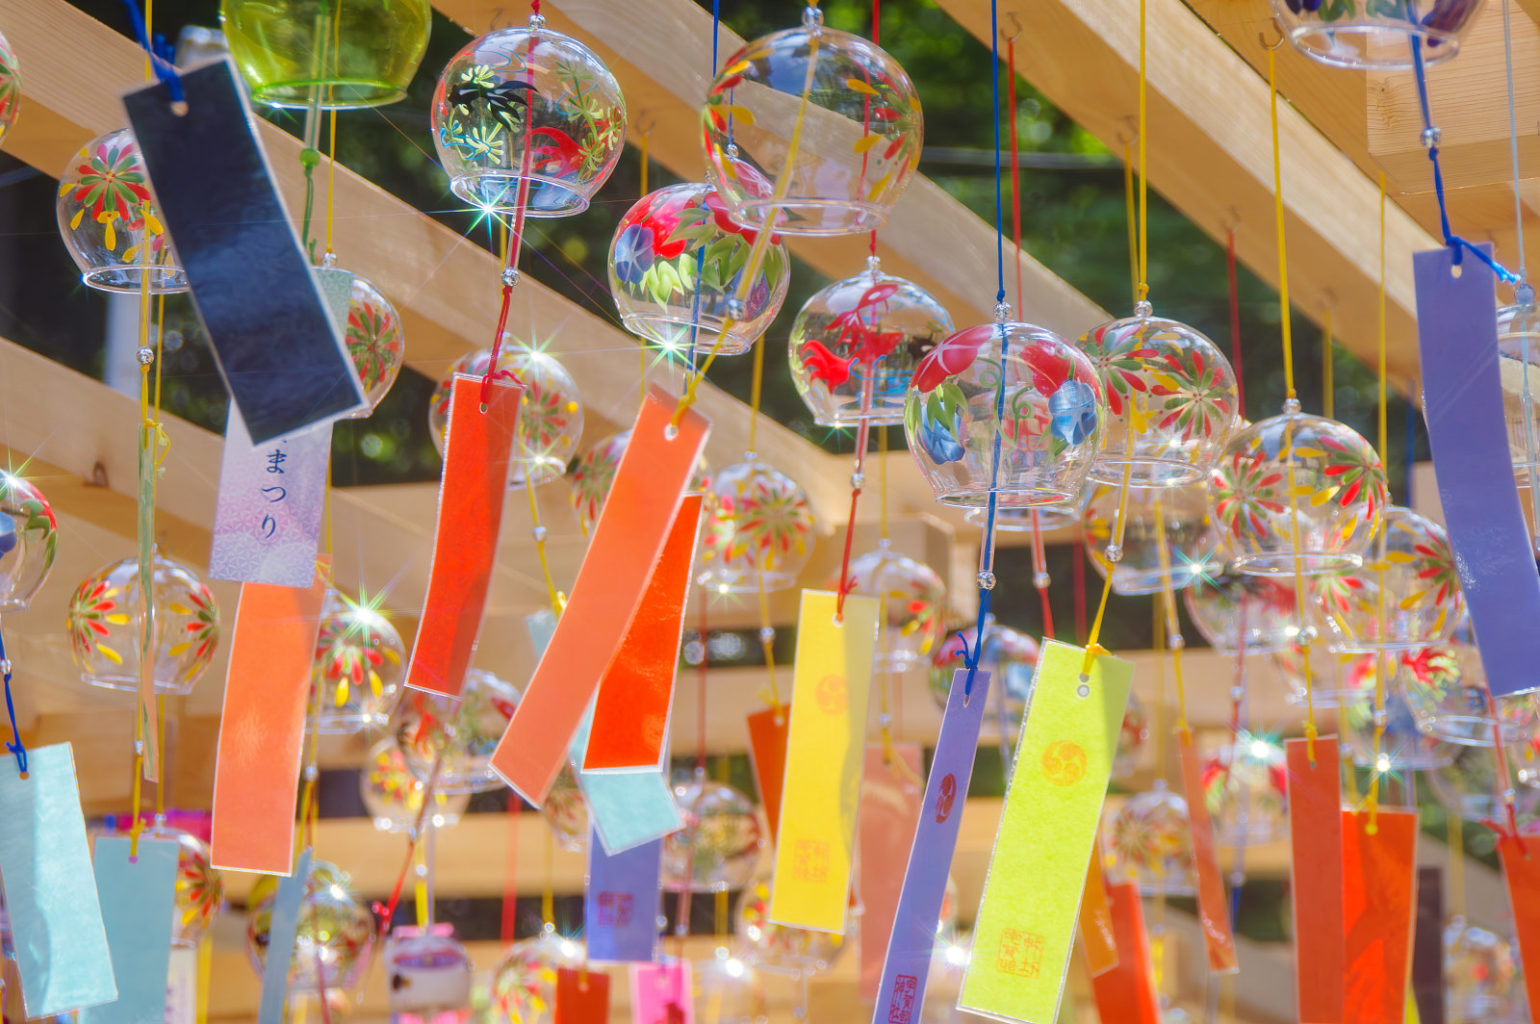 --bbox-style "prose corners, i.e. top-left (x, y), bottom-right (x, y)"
top-left (1502, 0), bottom-right (1529, 288)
